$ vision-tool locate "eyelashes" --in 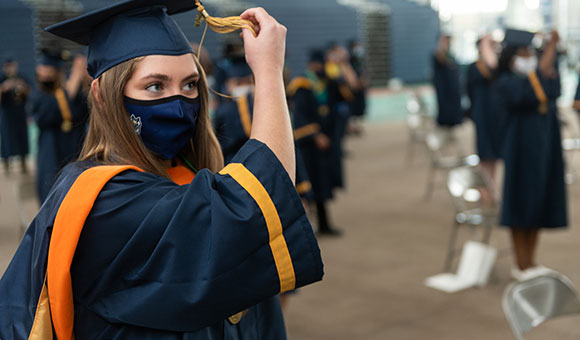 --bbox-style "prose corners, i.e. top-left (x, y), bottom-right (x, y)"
top-left (145, 81), bottom-right (198, 93)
